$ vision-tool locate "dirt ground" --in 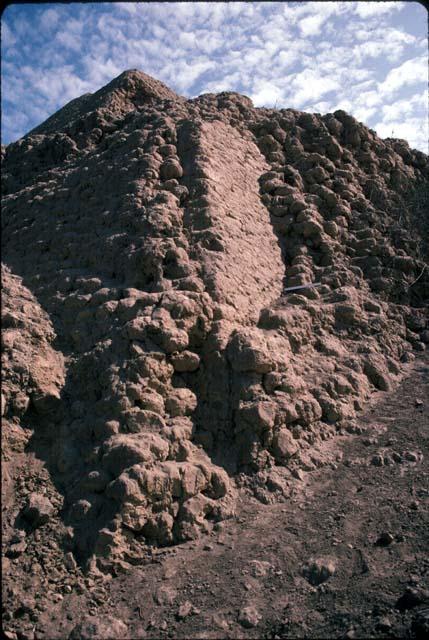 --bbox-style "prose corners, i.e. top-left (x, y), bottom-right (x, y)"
top-left (3, 351), bottom-right (427, 640)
